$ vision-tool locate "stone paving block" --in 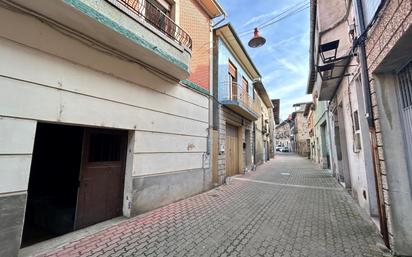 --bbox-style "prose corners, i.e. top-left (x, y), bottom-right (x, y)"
top-left (37, 154), bottom-right (387, 257)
